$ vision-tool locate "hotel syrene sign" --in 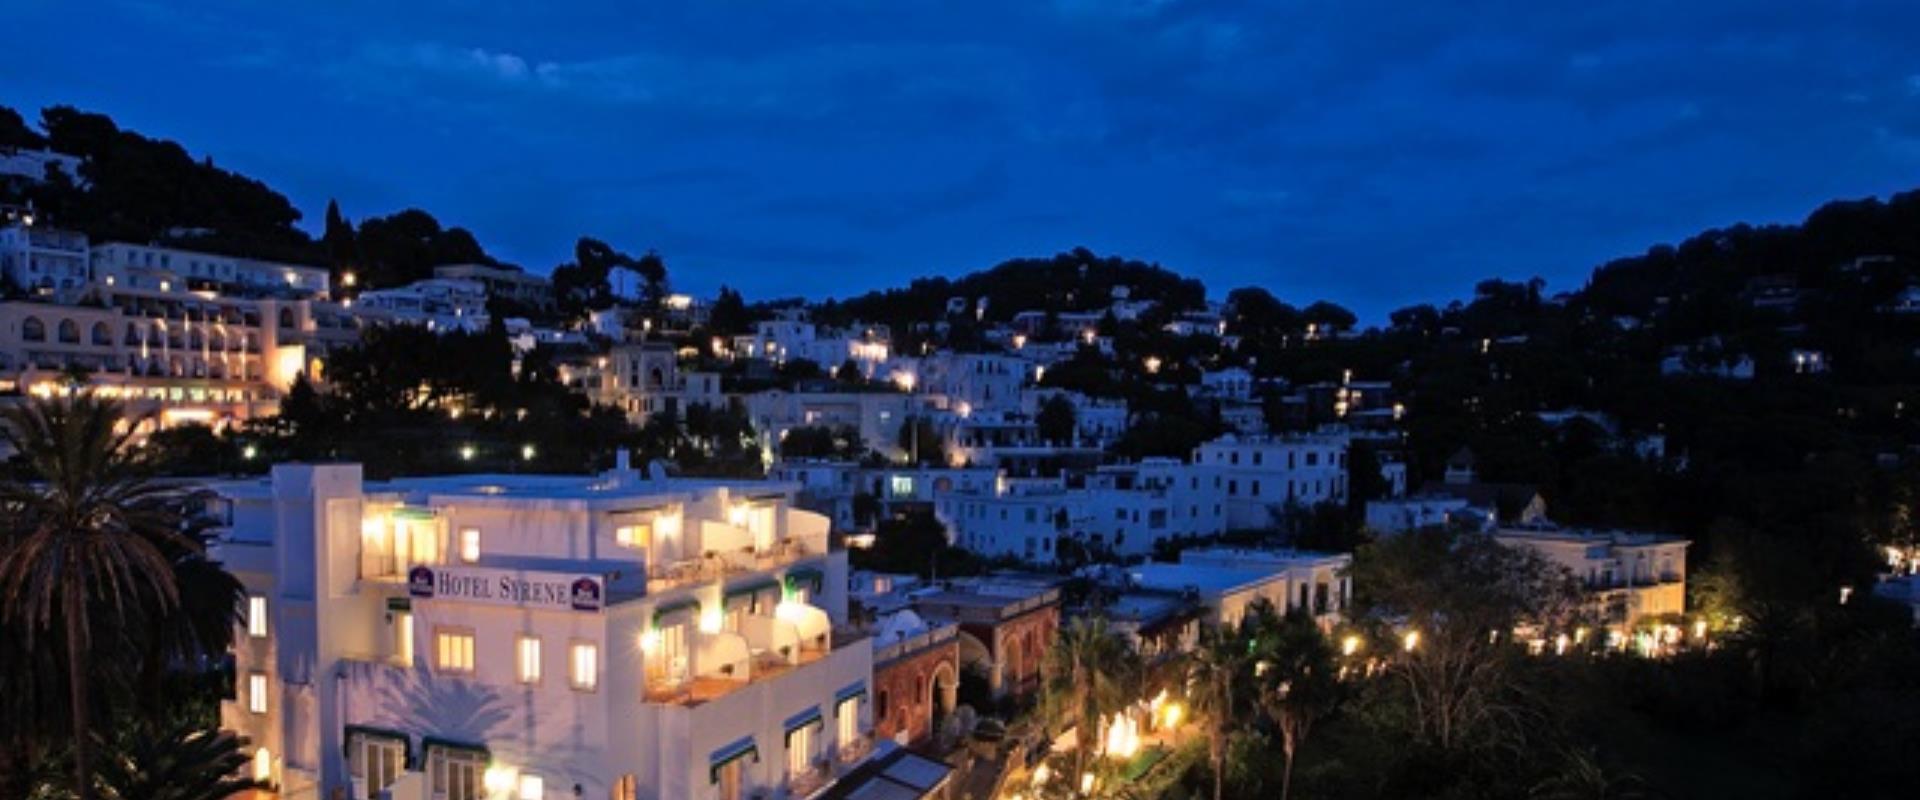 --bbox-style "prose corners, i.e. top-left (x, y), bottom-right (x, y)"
top-left (408, 565), bottom-right (604, 613)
